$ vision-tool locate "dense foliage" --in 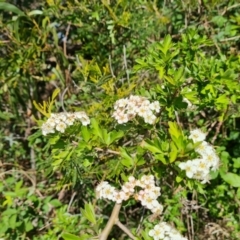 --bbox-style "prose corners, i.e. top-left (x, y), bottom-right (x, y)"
top-left (0, 0), bottom-right (240, 239)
